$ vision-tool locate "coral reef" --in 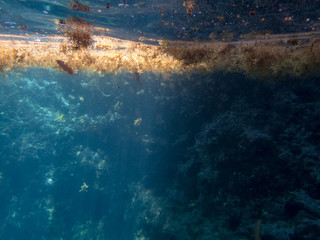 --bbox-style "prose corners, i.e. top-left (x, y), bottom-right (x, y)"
top-left (129, 73), bottom-right (320, 240)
